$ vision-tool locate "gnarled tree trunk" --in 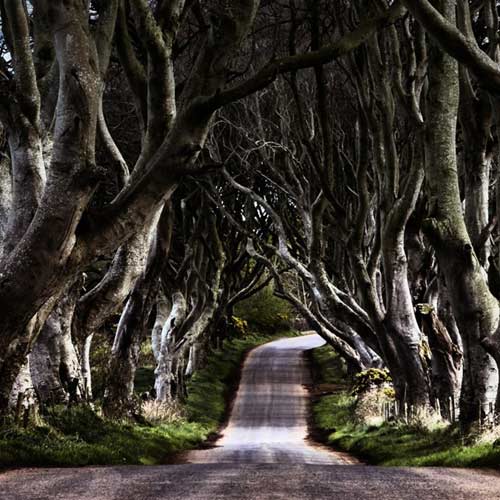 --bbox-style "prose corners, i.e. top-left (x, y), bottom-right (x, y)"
top-left (423, 0), bottom-right (500, 428)
top-left (30, 289), bottom-right (82, 404)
